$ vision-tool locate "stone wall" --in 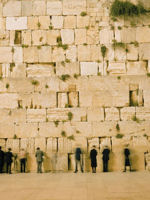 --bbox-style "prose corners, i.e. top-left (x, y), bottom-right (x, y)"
top-left (0, 0), bottom-right (150, 172)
